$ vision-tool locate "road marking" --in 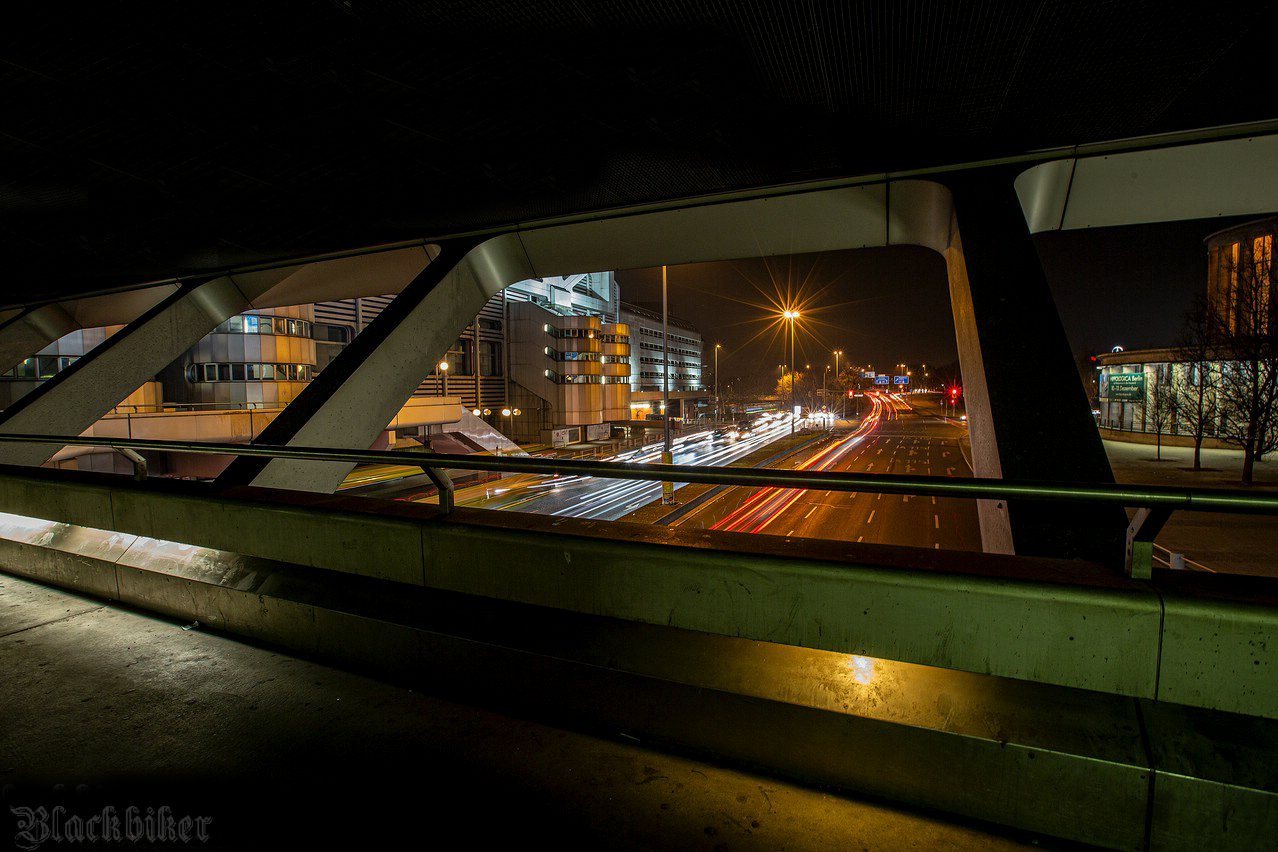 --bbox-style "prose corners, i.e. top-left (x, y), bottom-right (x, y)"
top-left (934, 543), bottom-right (940, 549)
top-left (786, 529), bottom-right (795, 537)
top-left (804, 507), bottom-right (816, 519)
top-left (934, 514), bottom-right (939, 528)
top-left (824, 491), bottom-right (832, 497)
top-left (867, 510), bottom-right (875, 523)
top-left (931, 496), bottom-right (936, 505)
top-left (902, 495), bottom-right (909, 502)
top-left (877, 492), bottom-right (882, 500)
top-left (857, 536), bottom-right (864, 542)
